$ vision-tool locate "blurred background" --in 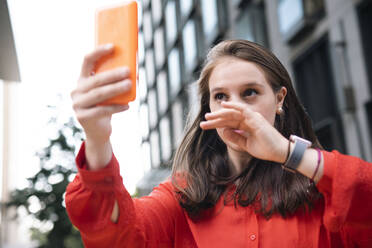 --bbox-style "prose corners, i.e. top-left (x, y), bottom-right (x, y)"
top-left (1, 0), bottom-right (371, 247)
